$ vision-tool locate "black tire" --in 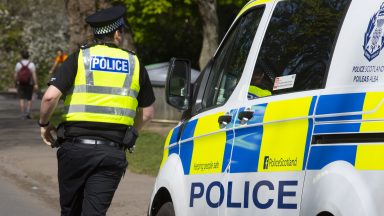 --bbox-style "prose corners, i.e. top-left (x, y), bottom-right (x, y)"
top-left (156, 202), bottom-right (175, 216)
top-left (317, 212), bottom-right (334, 216)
